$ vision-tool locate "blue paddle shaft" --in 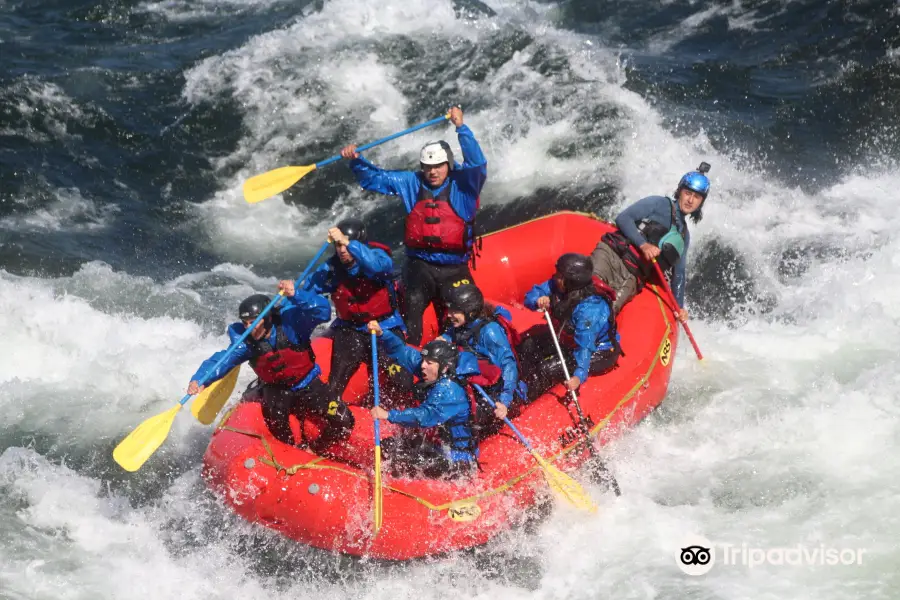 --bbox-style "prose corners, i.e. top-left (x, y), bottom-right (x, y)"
top-left (472, 384), bottom-right (534, 453)
top-left (314, 115), bottom-right (449, 169)
top-left (371, 332), bottom-right (381, 447)
top-left (193, 241), bottom-right (331, 392)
